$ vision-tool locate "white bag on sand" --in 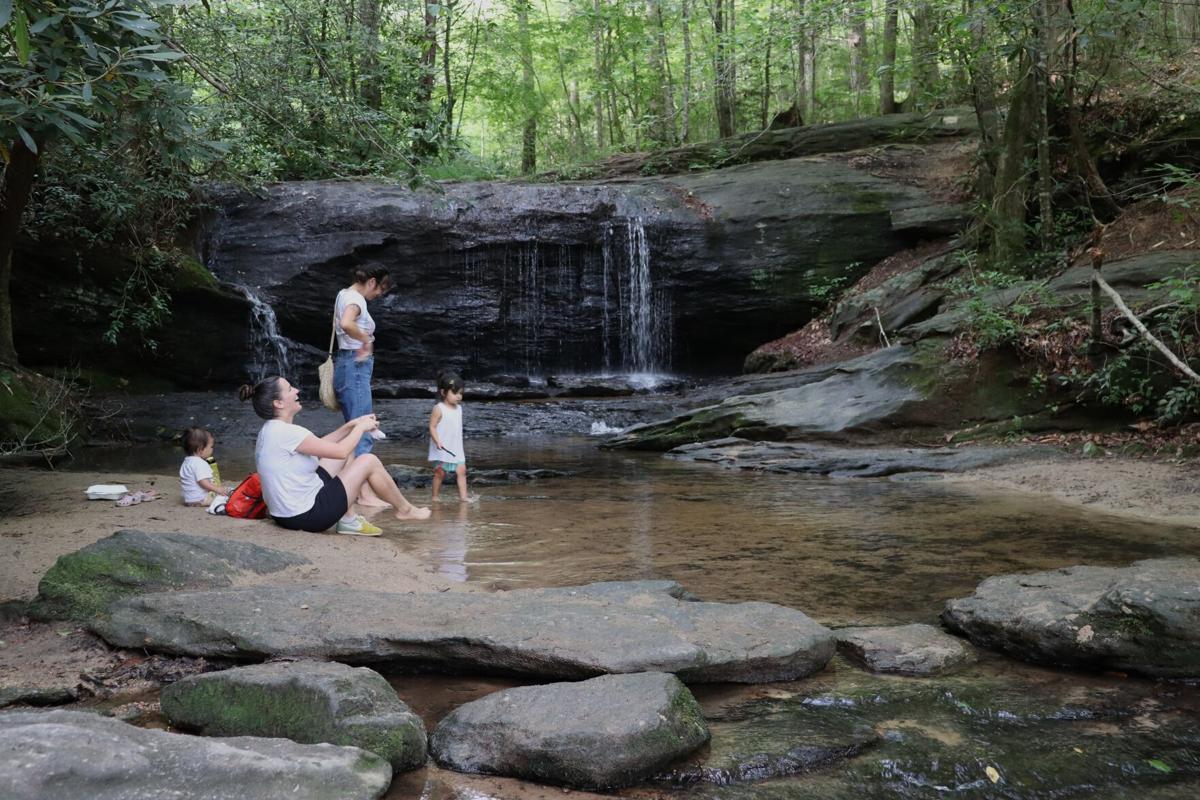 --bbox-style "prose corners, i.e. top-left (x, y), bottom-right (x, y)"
top-left (86, 484), bottom-right (128, 501)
